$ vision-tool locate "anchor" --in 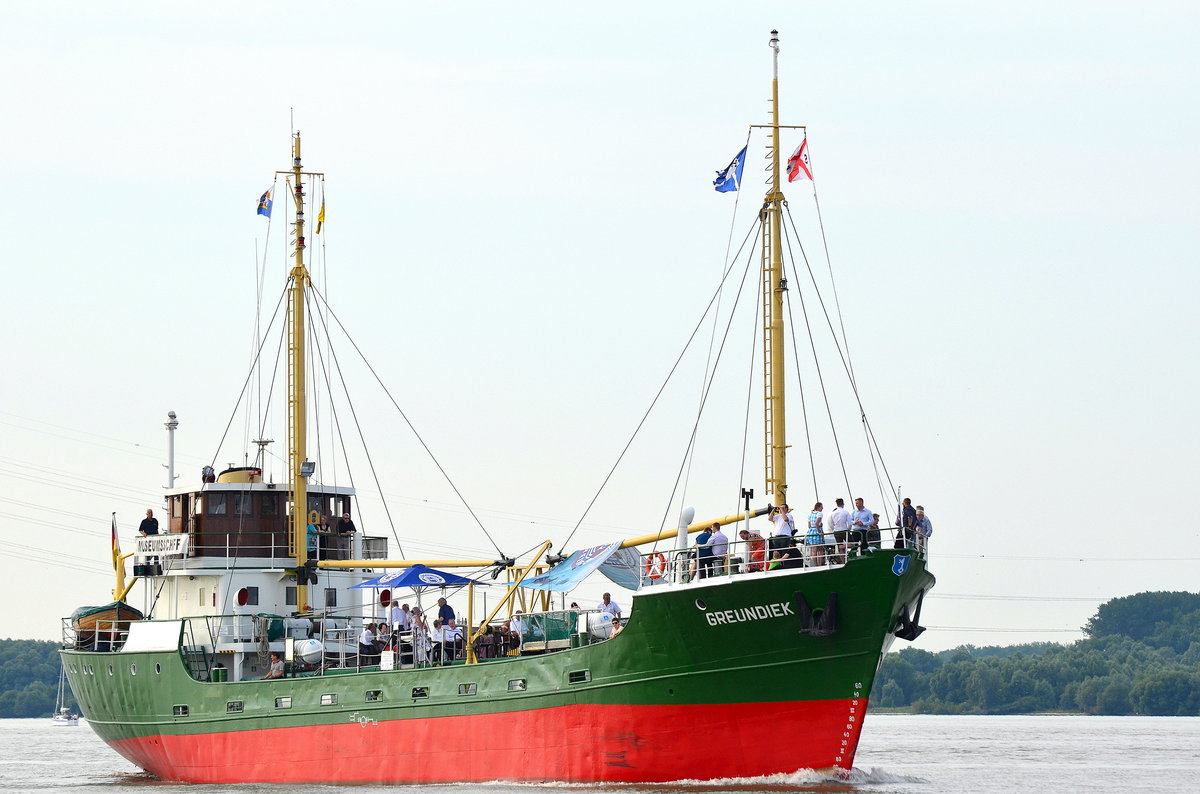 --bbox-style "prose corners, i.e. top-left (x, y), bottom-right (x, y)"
top-left (794, 591), bottom-right (838, 636)
top-left (893, 590), bottom-right (927, 641)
